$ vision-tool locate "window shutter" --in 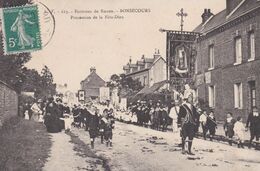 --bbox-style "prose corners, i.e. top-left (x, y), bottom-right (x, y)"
top-left (235, 38), bottom-right (242, 63)
top-left (234, 84), bottom-right (238, 108)
top-left (239, 83), bottom-right (243, 109)
top-left (250, 33), bottom-right (255, 60)
top-left (208, 86), bottom-right (212, 107)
